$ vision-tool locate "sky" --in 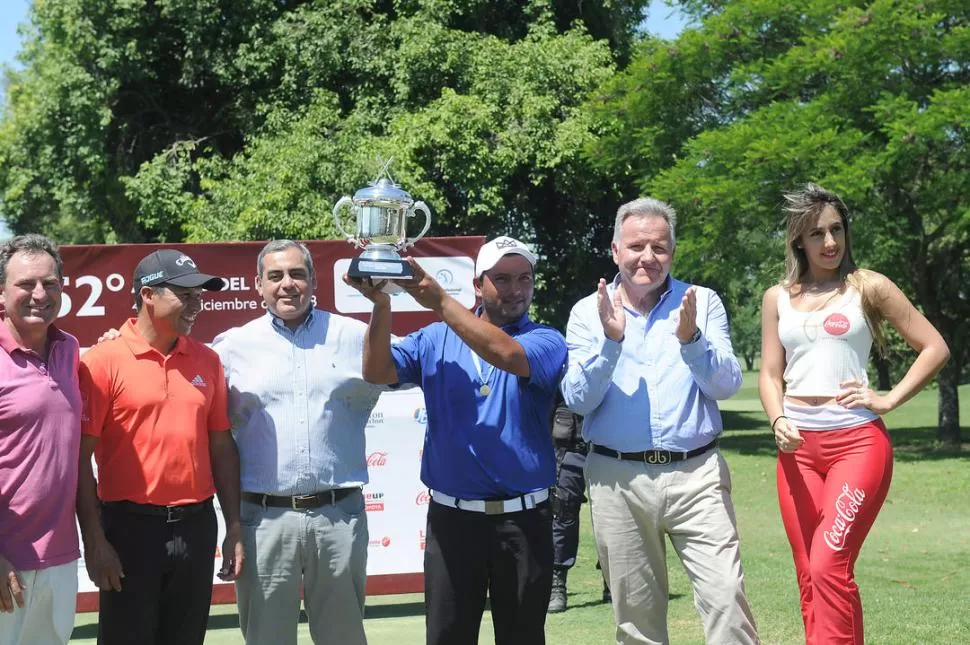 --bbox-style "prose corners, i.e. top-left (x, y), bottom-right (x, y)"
top-left (0, 0), bottom-right (686, 239)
